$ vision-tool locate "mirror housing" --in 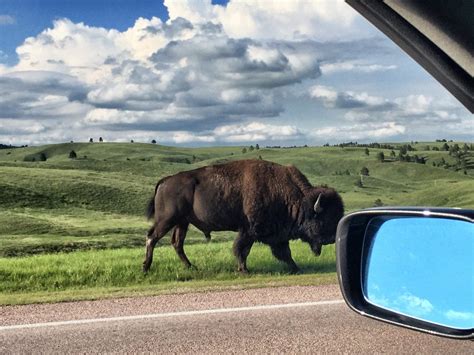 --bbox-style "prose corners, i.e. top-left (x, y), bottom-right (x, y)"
top-left (336, 207), bottom-right (473, 339)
